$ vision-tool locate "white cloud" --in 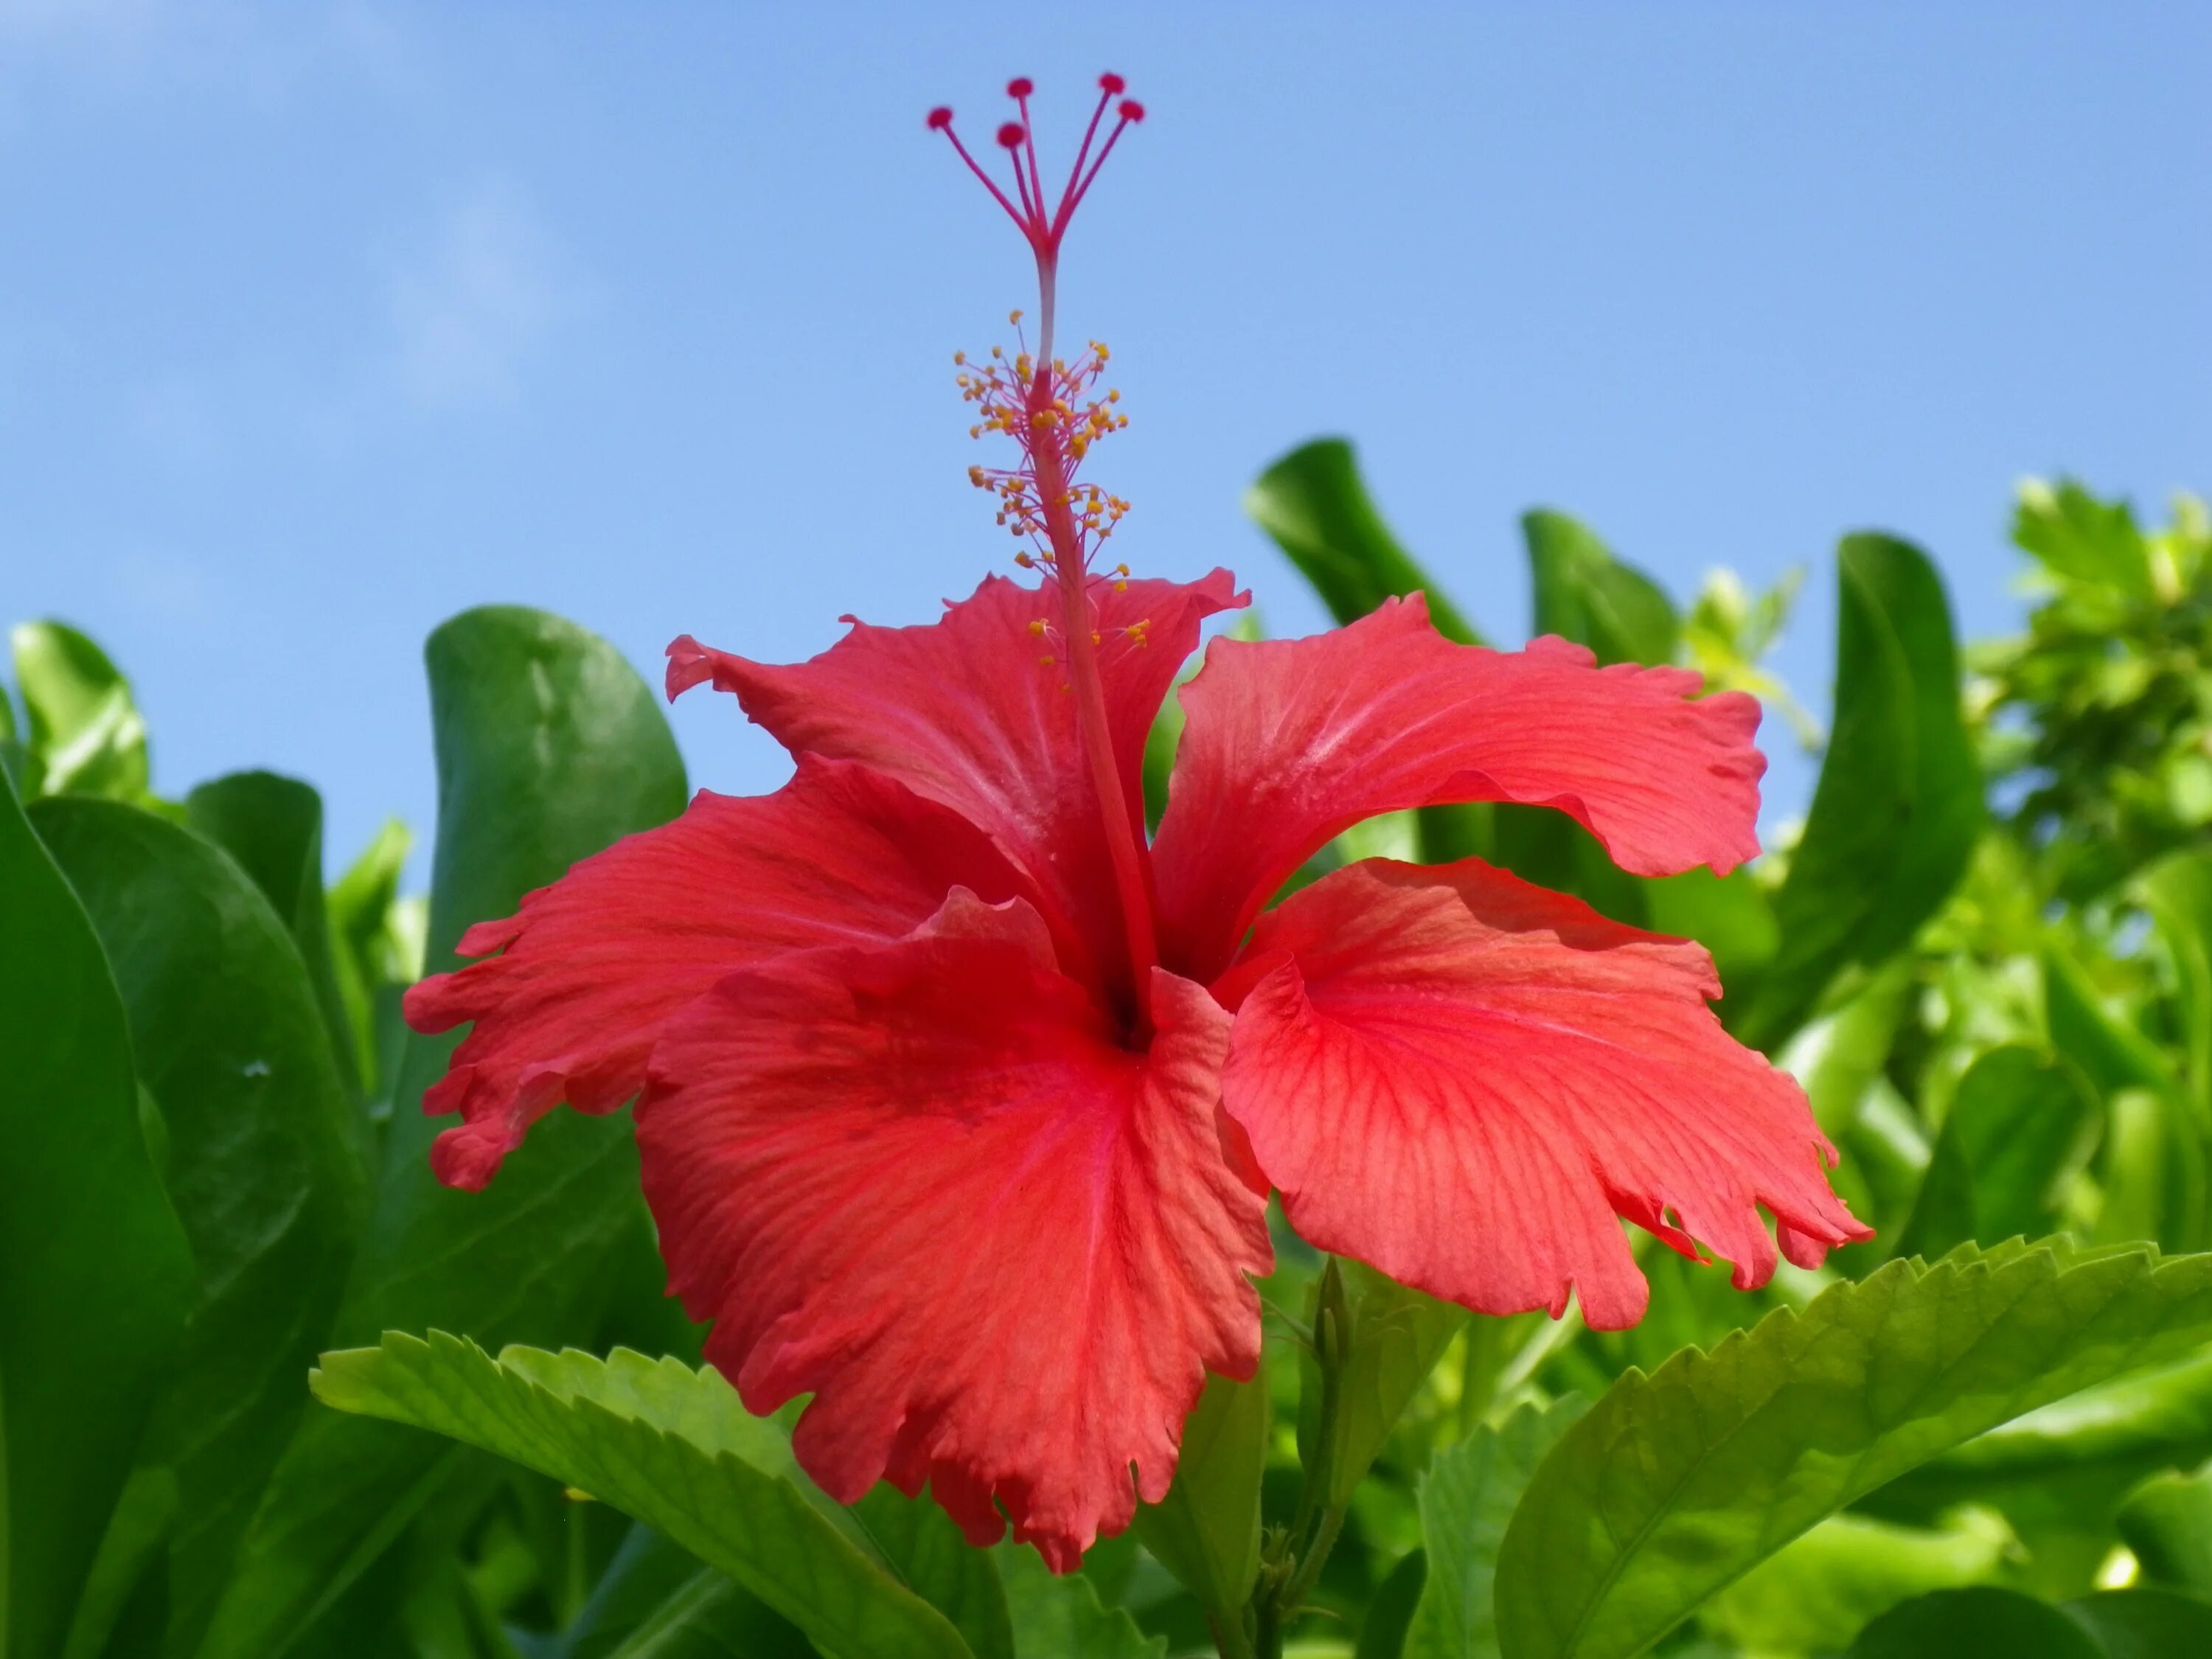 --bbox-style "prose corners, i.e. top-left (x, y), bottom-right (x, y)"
top-left (386, 175), bottom-right (571, 408)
